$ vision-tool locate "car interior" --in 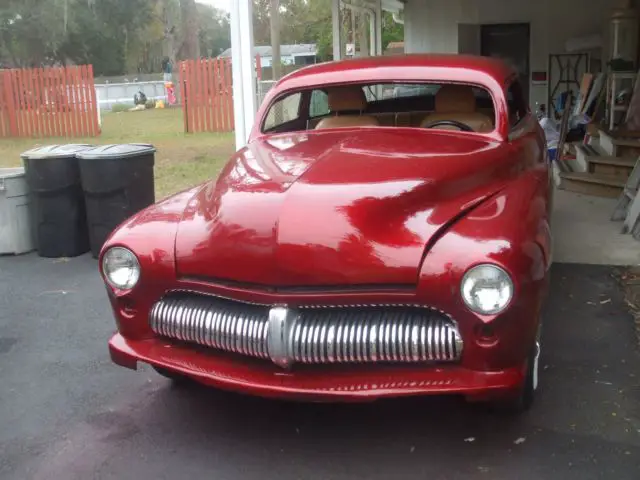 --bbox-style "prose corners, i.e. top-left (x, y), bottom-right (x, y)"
top-left (260, 81), bottom-right (517, 135)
